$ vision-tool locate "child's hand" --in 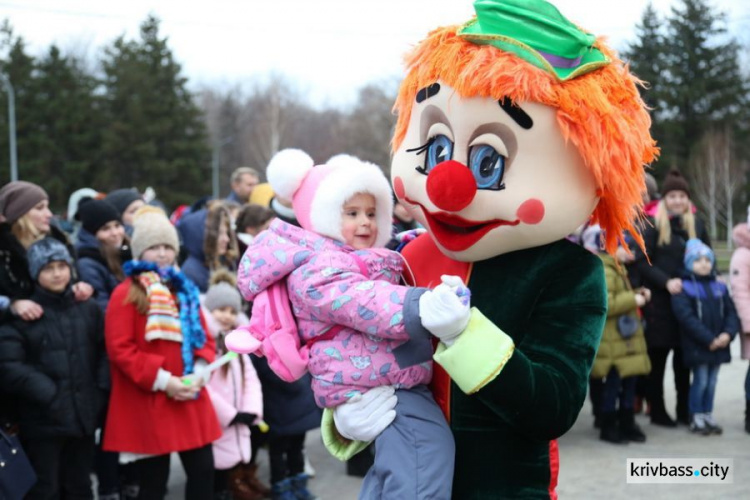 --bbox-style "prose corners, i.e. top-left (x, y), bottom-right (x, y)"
top-left (634, 293), bottom-right (646, 308)
top-left (419, 283), bottom-right (471, 346)
top-left (716, 332), bottom-right (731, 348)
top-left (440, 275), bottom-right (471, 307)
top-left (231, 412), bottom-right (258, 427)
top-left (166, 376), bottom-right (200, 401)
